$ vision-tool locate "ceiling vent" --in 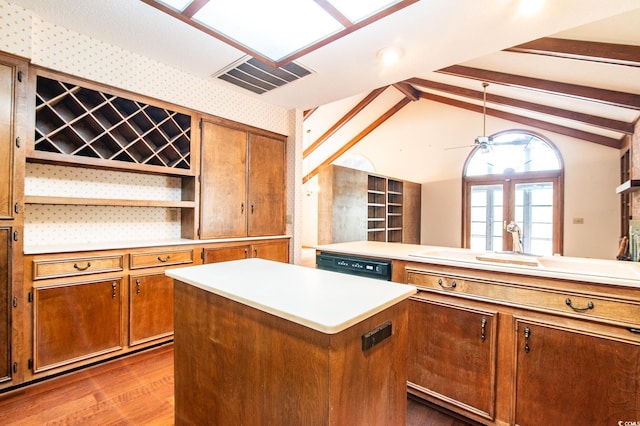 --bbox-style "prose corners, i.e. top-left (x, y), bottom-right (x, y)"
top-left (213, 56), bottom-right (314, 95)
